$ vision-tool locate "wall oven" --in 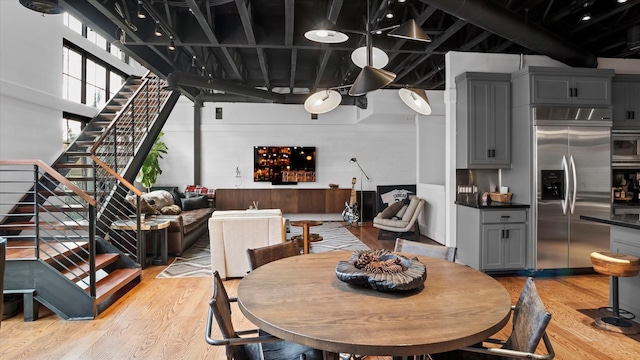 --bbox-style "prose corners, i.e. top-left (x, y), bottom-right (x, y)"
top-left (612, 131), bottom-right (640, 168)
